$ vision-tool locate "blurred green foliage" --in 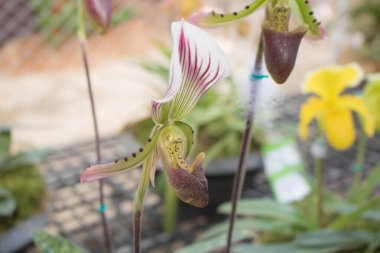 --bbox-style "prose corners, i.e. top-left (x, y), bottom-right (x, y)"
top-left (349, 0), bottom-right (380, 61)
top-left (33, 231), bottom-right (88, 253)
top-left (0, 128), bottom-right (46, 234)
top-left (176, 162), bottom-right (380, 253)
top-left (29, 0), bottom-right (134, 44)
